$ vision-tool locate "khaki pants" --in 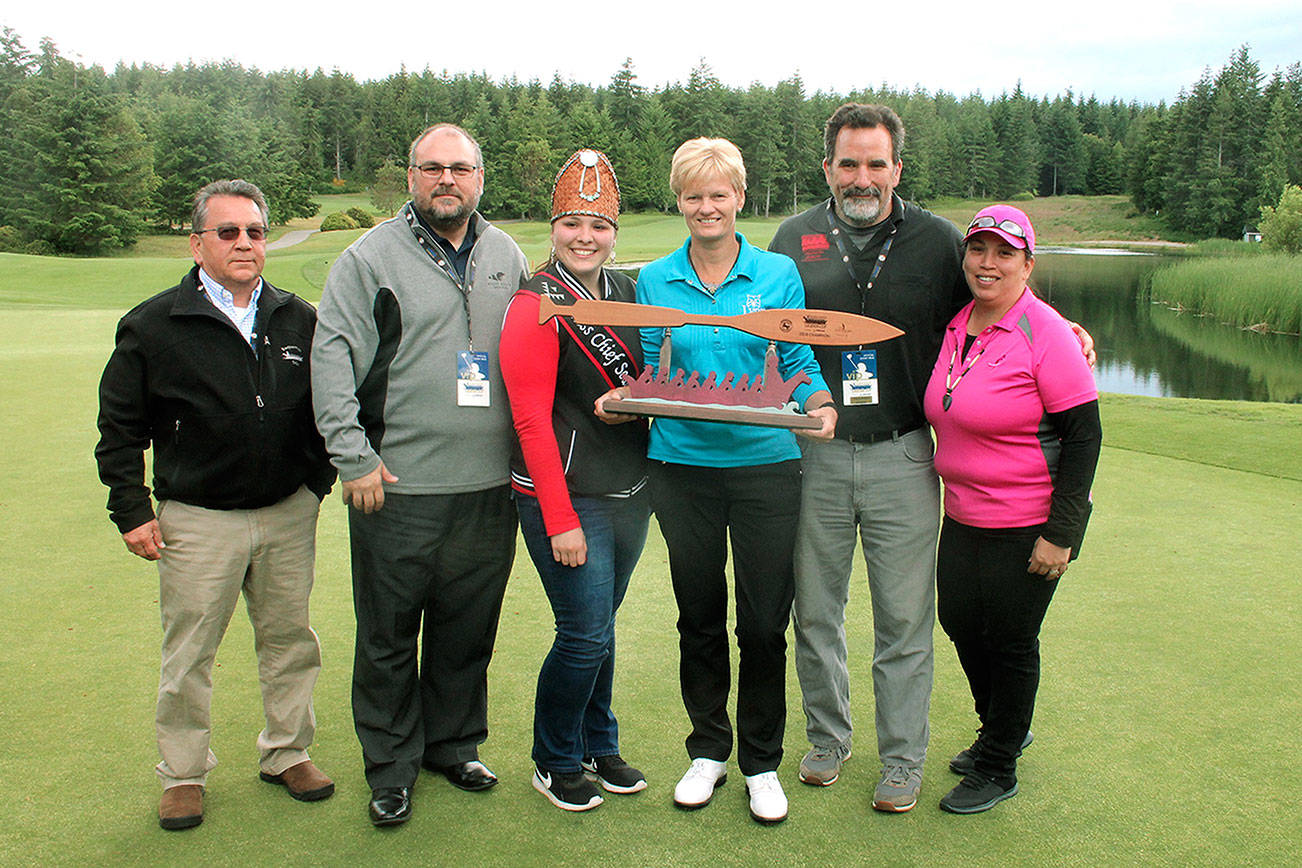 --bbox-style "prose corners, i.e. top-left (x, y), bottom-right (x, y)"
top-left (154, 485), bottom-right (322, 788)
